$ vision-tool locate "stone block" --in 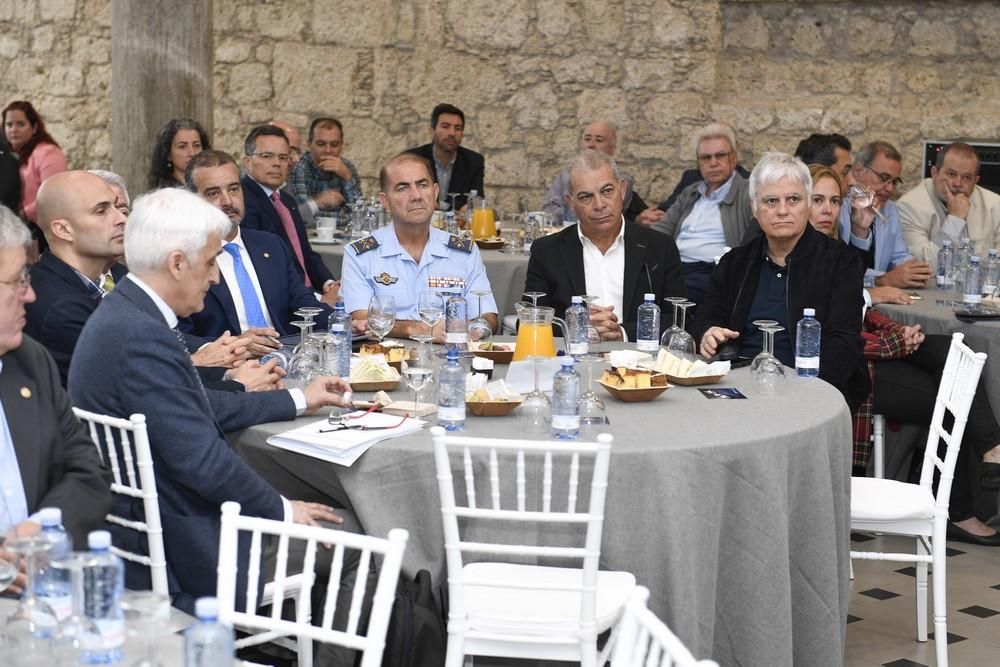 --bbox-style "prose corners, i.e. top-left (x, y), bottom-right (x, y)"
top-left (447, 0), bottom-right (529, 50)
top-left (255, 44), bottom-right (273, 64)
top-left (487, 147), bottom-right (542, 188)
top-left (311, 0), bottom-right (410, 47)
top-left (820, 111), bottom-right (866, 136)
top-left (229, 62), bottom-right (272, 103)
top-left (39, 0), bottom-right (75, 22)
top-left (476, 107), bottom-right (513, 150)
top-left (30, 25), bottom-right (56, 53)
top-left (47, 63), bottom-right (85, 96)
top-left (650, 4), bottom-right (704, 50)
top-left (550, 54), bottom-right (613, 86)
top-left (272, 43), bottom-right (356, 115)
top-left (0, 35), bottom-right (19, 59)
top-left (909, 19), bottom-right (956, 57)
top-left (787, 17), bottom-right (826, 57)
top-left (536, 0), bottom-right (580, 41)
top-left (72, 35), bottom-right (111, 64)
top-left (580, 0), bottom-right (624, 46)
top-left (776, 108), bottom-right (823, 132)
top-left (216, 38), bottom-right (251, 64)
top-left (844, 15), bottom-right (894, 56)
top-left (723, 10), bottom-right (768, 51)
top-left (254, 2), bottom-right (306, 41)
top-left (575, 89), bottom-right (627, 128)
